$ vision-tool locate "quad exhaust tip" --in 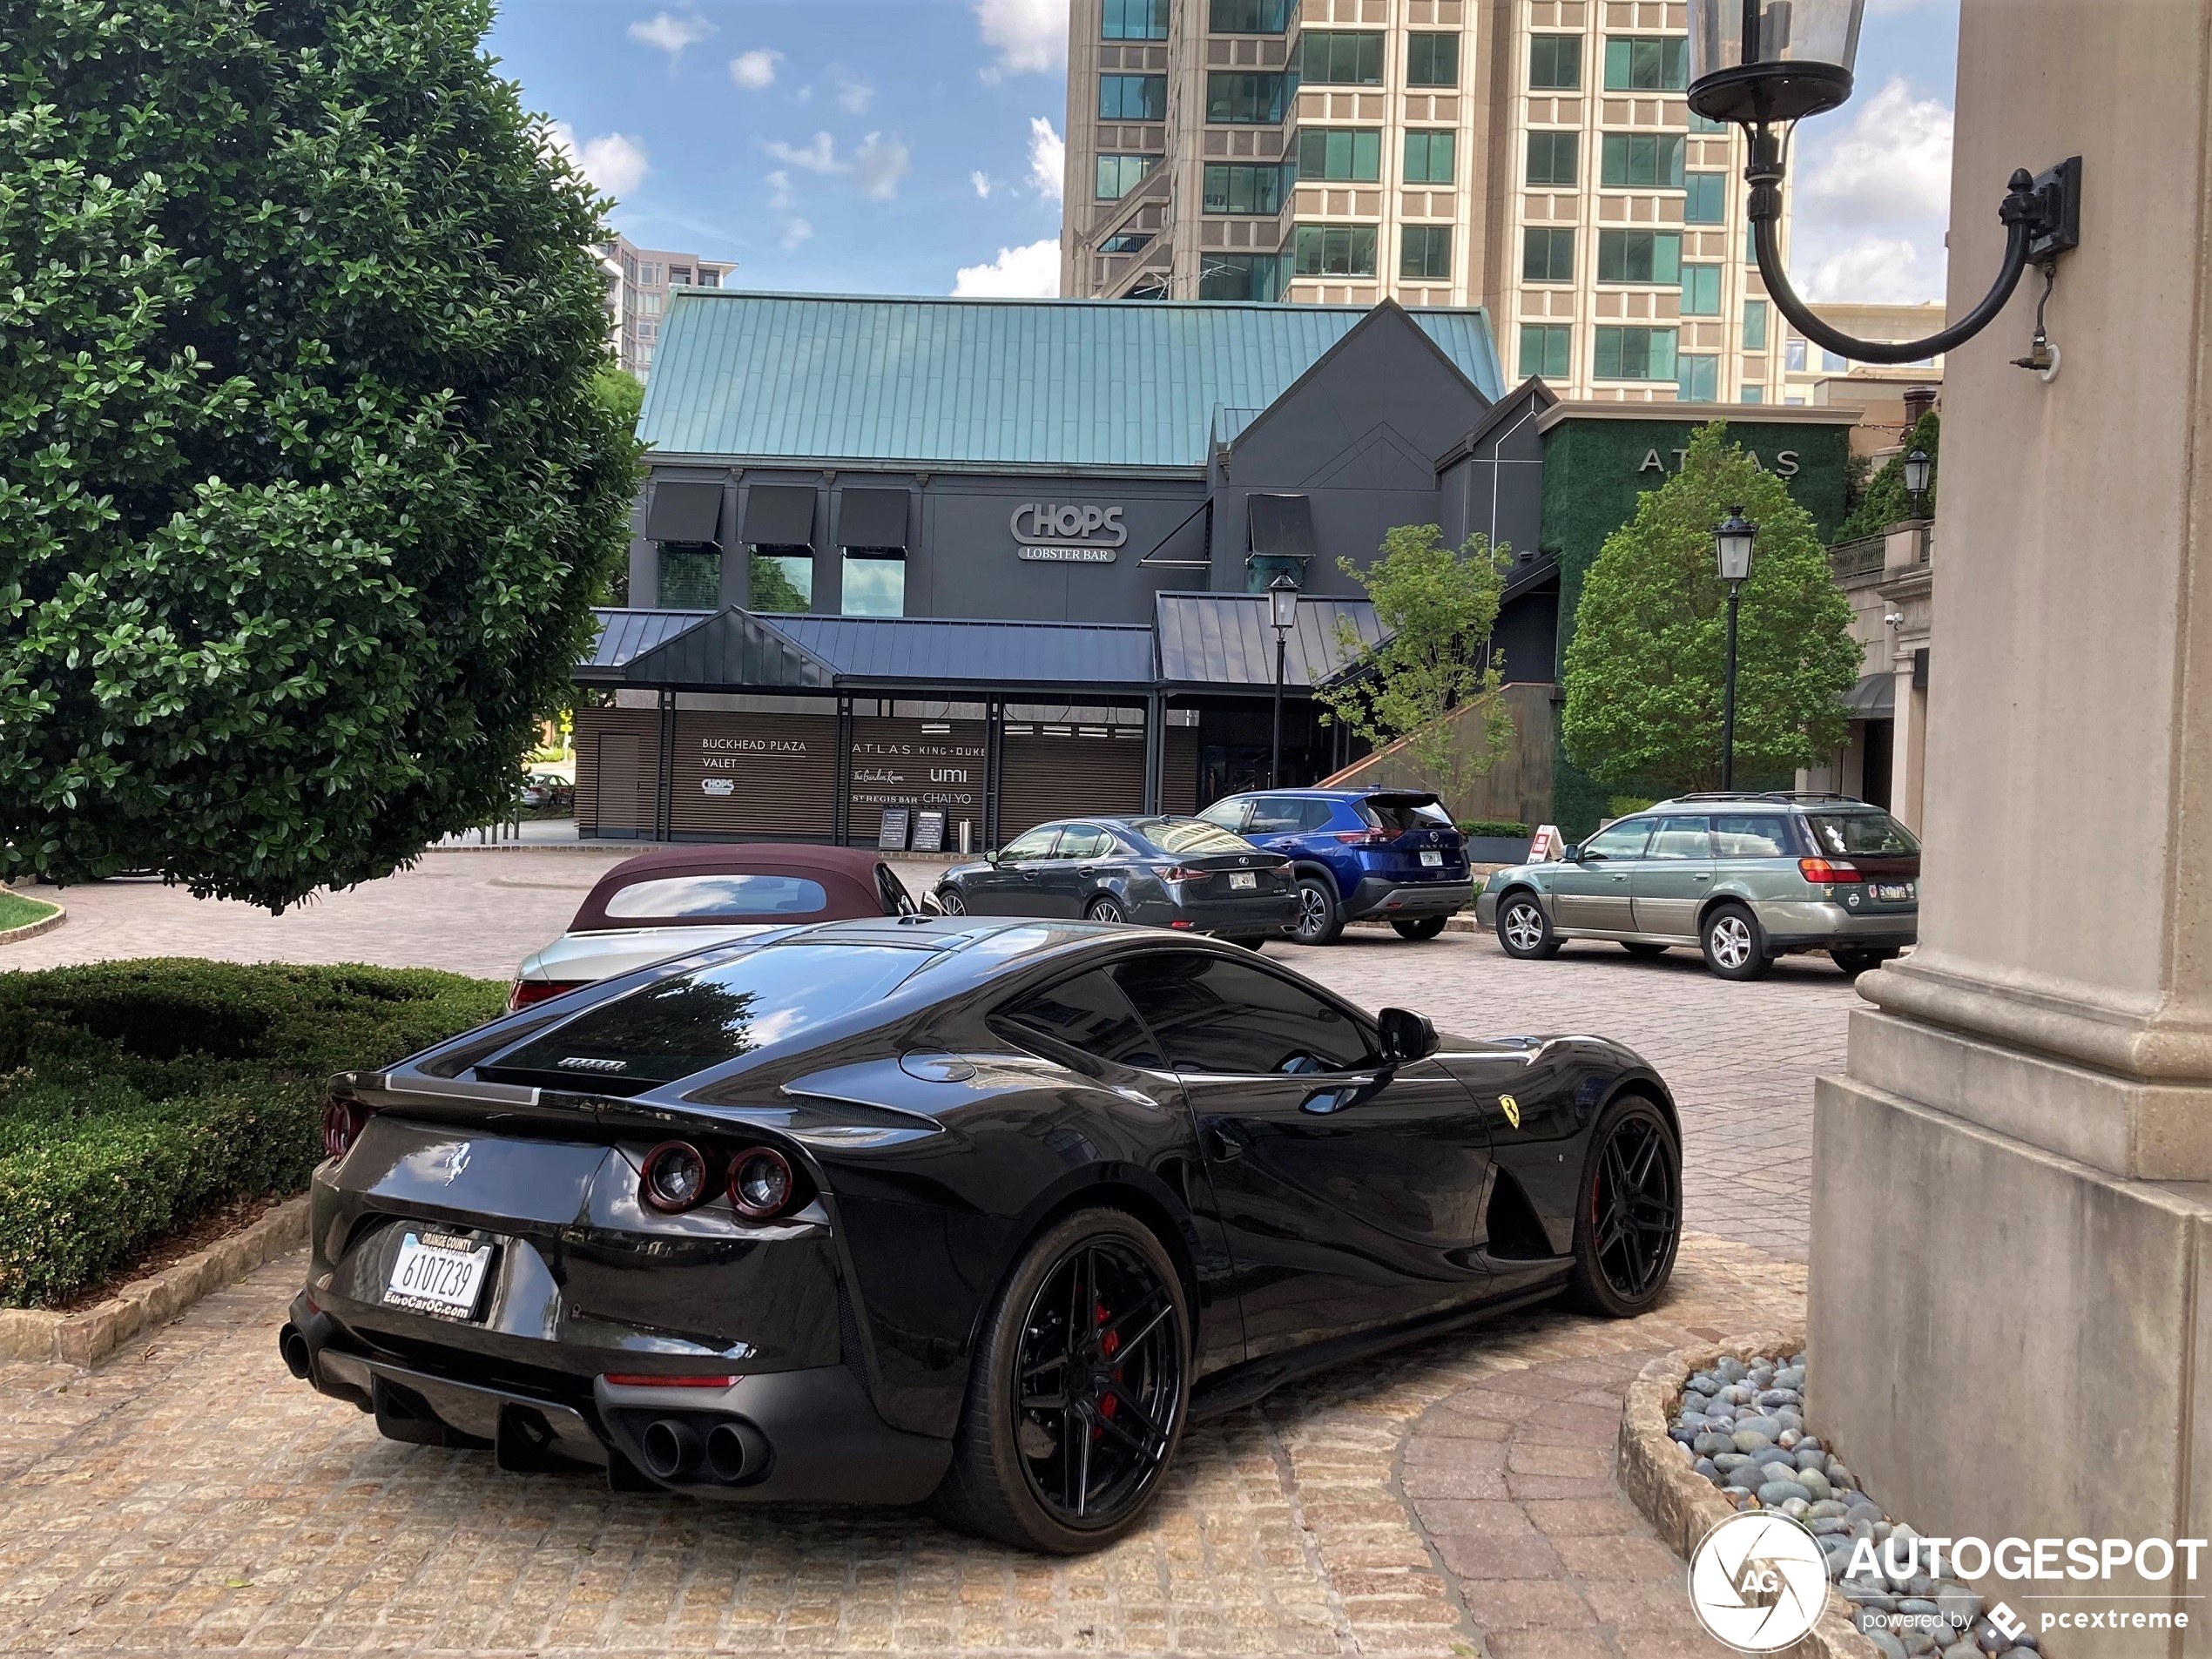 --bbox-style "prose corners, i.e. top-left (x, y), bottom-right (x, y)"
top-left (640, 1418), bottom-right (703, 1480)
top-left (279, 1324), bottom-right (313, 1380)
top-left (638, 1415), bottom-right (770, 1485)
